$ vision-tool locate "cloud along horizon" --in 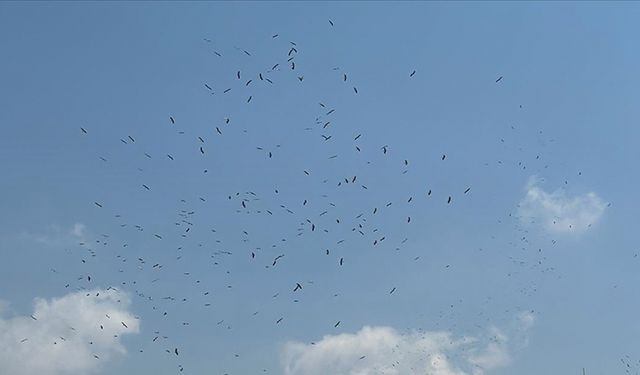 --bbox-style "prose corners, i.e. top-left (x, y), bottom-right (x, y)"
top-left (282, 312), bottom-right (534, 375)
top-left (0, 288), bottom-right (139, 375)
